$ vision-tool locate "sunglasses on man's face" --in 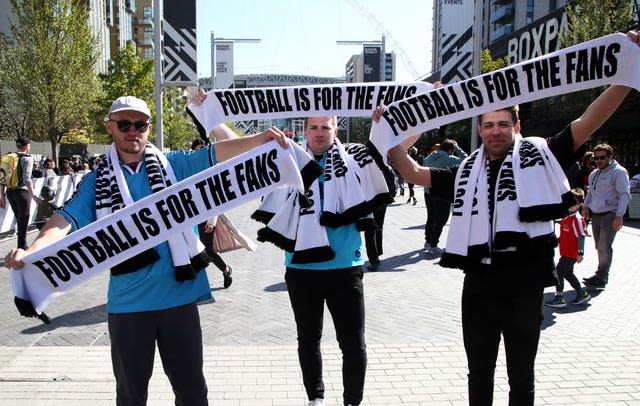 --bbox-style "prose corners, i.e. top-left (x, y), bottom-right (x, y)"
top-left (593, 155), bottom-right (609, 161)
top-left (112, 120), bottom-right (150, 133)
